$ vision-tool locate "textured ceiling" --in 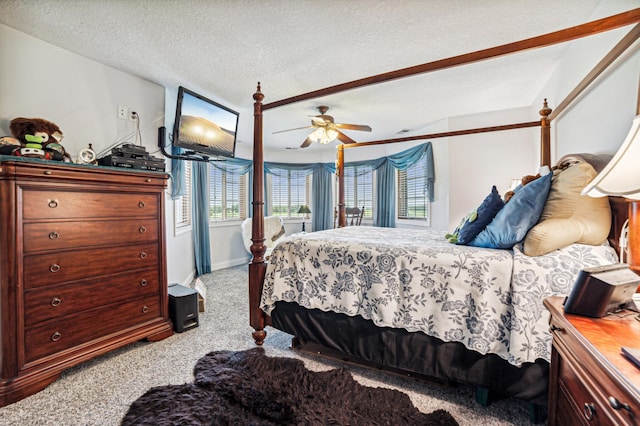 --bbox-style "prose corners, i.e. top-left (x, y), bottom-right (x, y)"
top-left (0, 0), bottom-right (633, 152)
